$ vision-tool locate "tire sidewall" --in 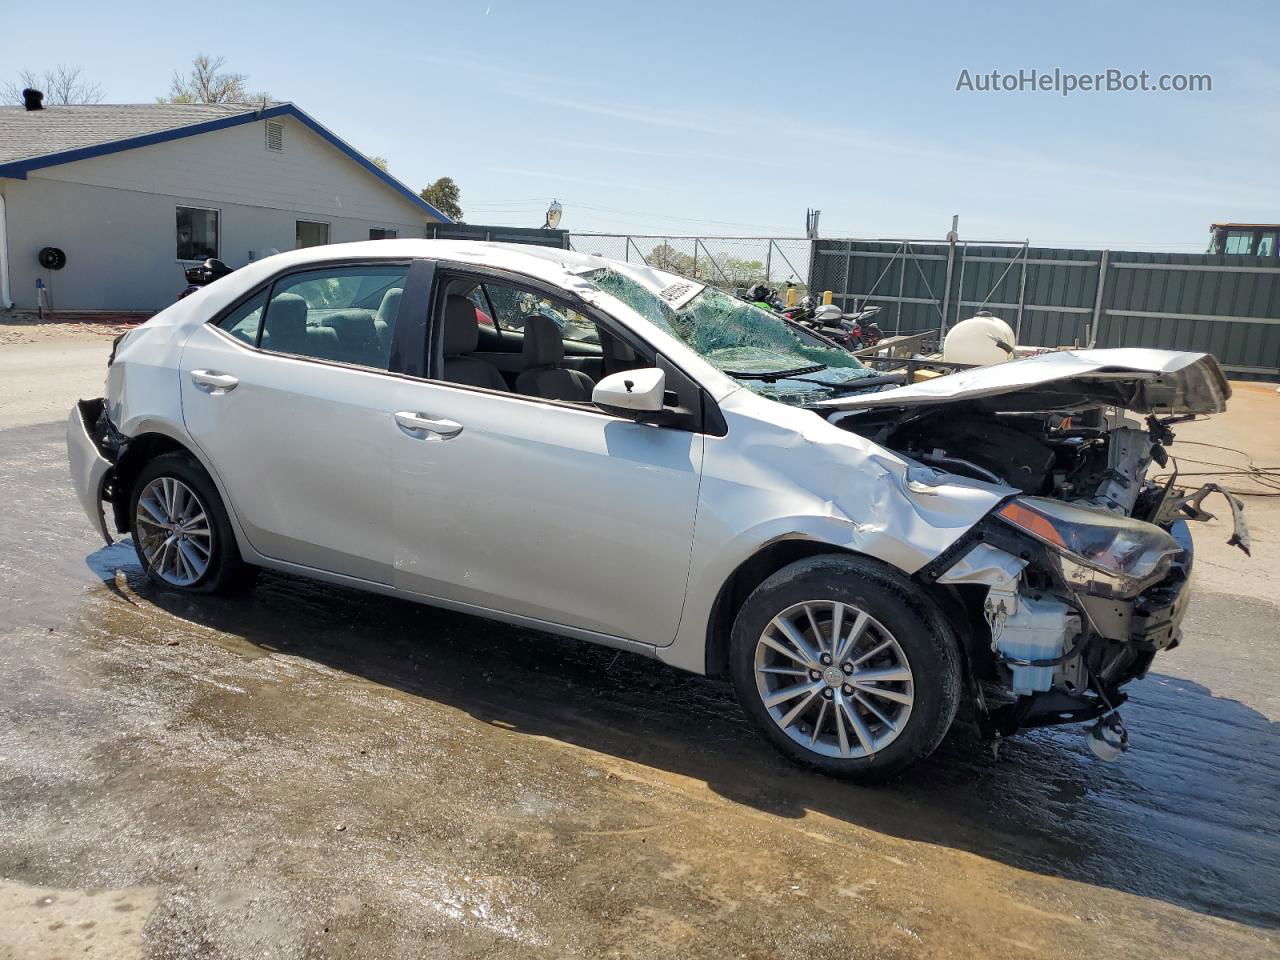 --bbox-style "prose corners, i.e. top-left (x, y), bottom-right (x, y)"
top-left (729, 555), bottom-right (960, 781)
top-left (129, 453), bottom-right (239, 593)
